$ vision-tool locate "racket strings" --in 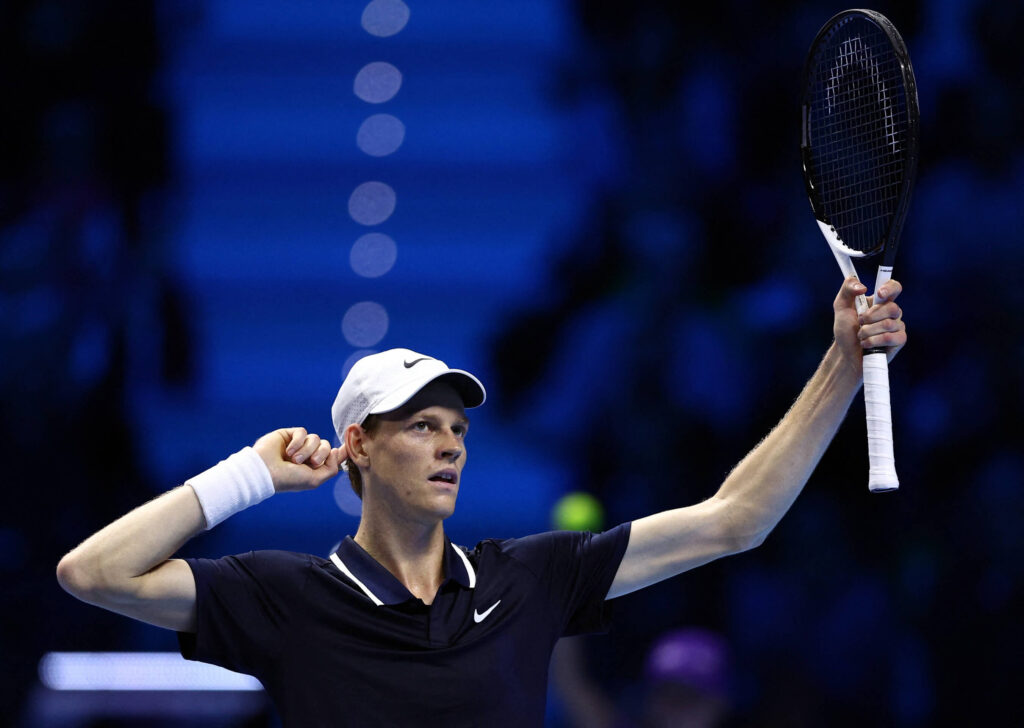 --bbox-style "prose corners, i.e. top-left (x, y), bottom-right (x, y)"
top-left (816, 145), bottom-right (905, 180)
top-left (815, 158), bottom-right (904, 205)
top-left (815, 109), bottom-right (907, 148)
top-left (805, 21), bottom-right (909, 253)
